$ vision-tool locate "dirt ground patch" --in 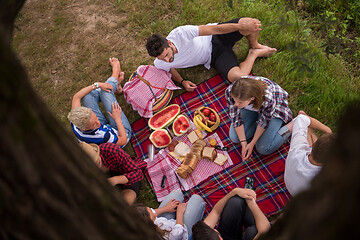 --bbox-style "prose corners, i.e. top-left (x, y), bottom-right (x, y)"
top-left (13, 0), bottom-right (153, 154)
